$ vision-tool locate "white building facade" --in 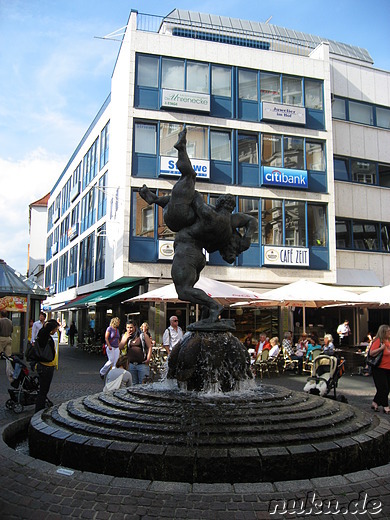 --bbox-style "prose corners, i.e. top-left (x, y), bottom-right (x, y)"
top-left (43, 9), bottom-right (390, 342)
